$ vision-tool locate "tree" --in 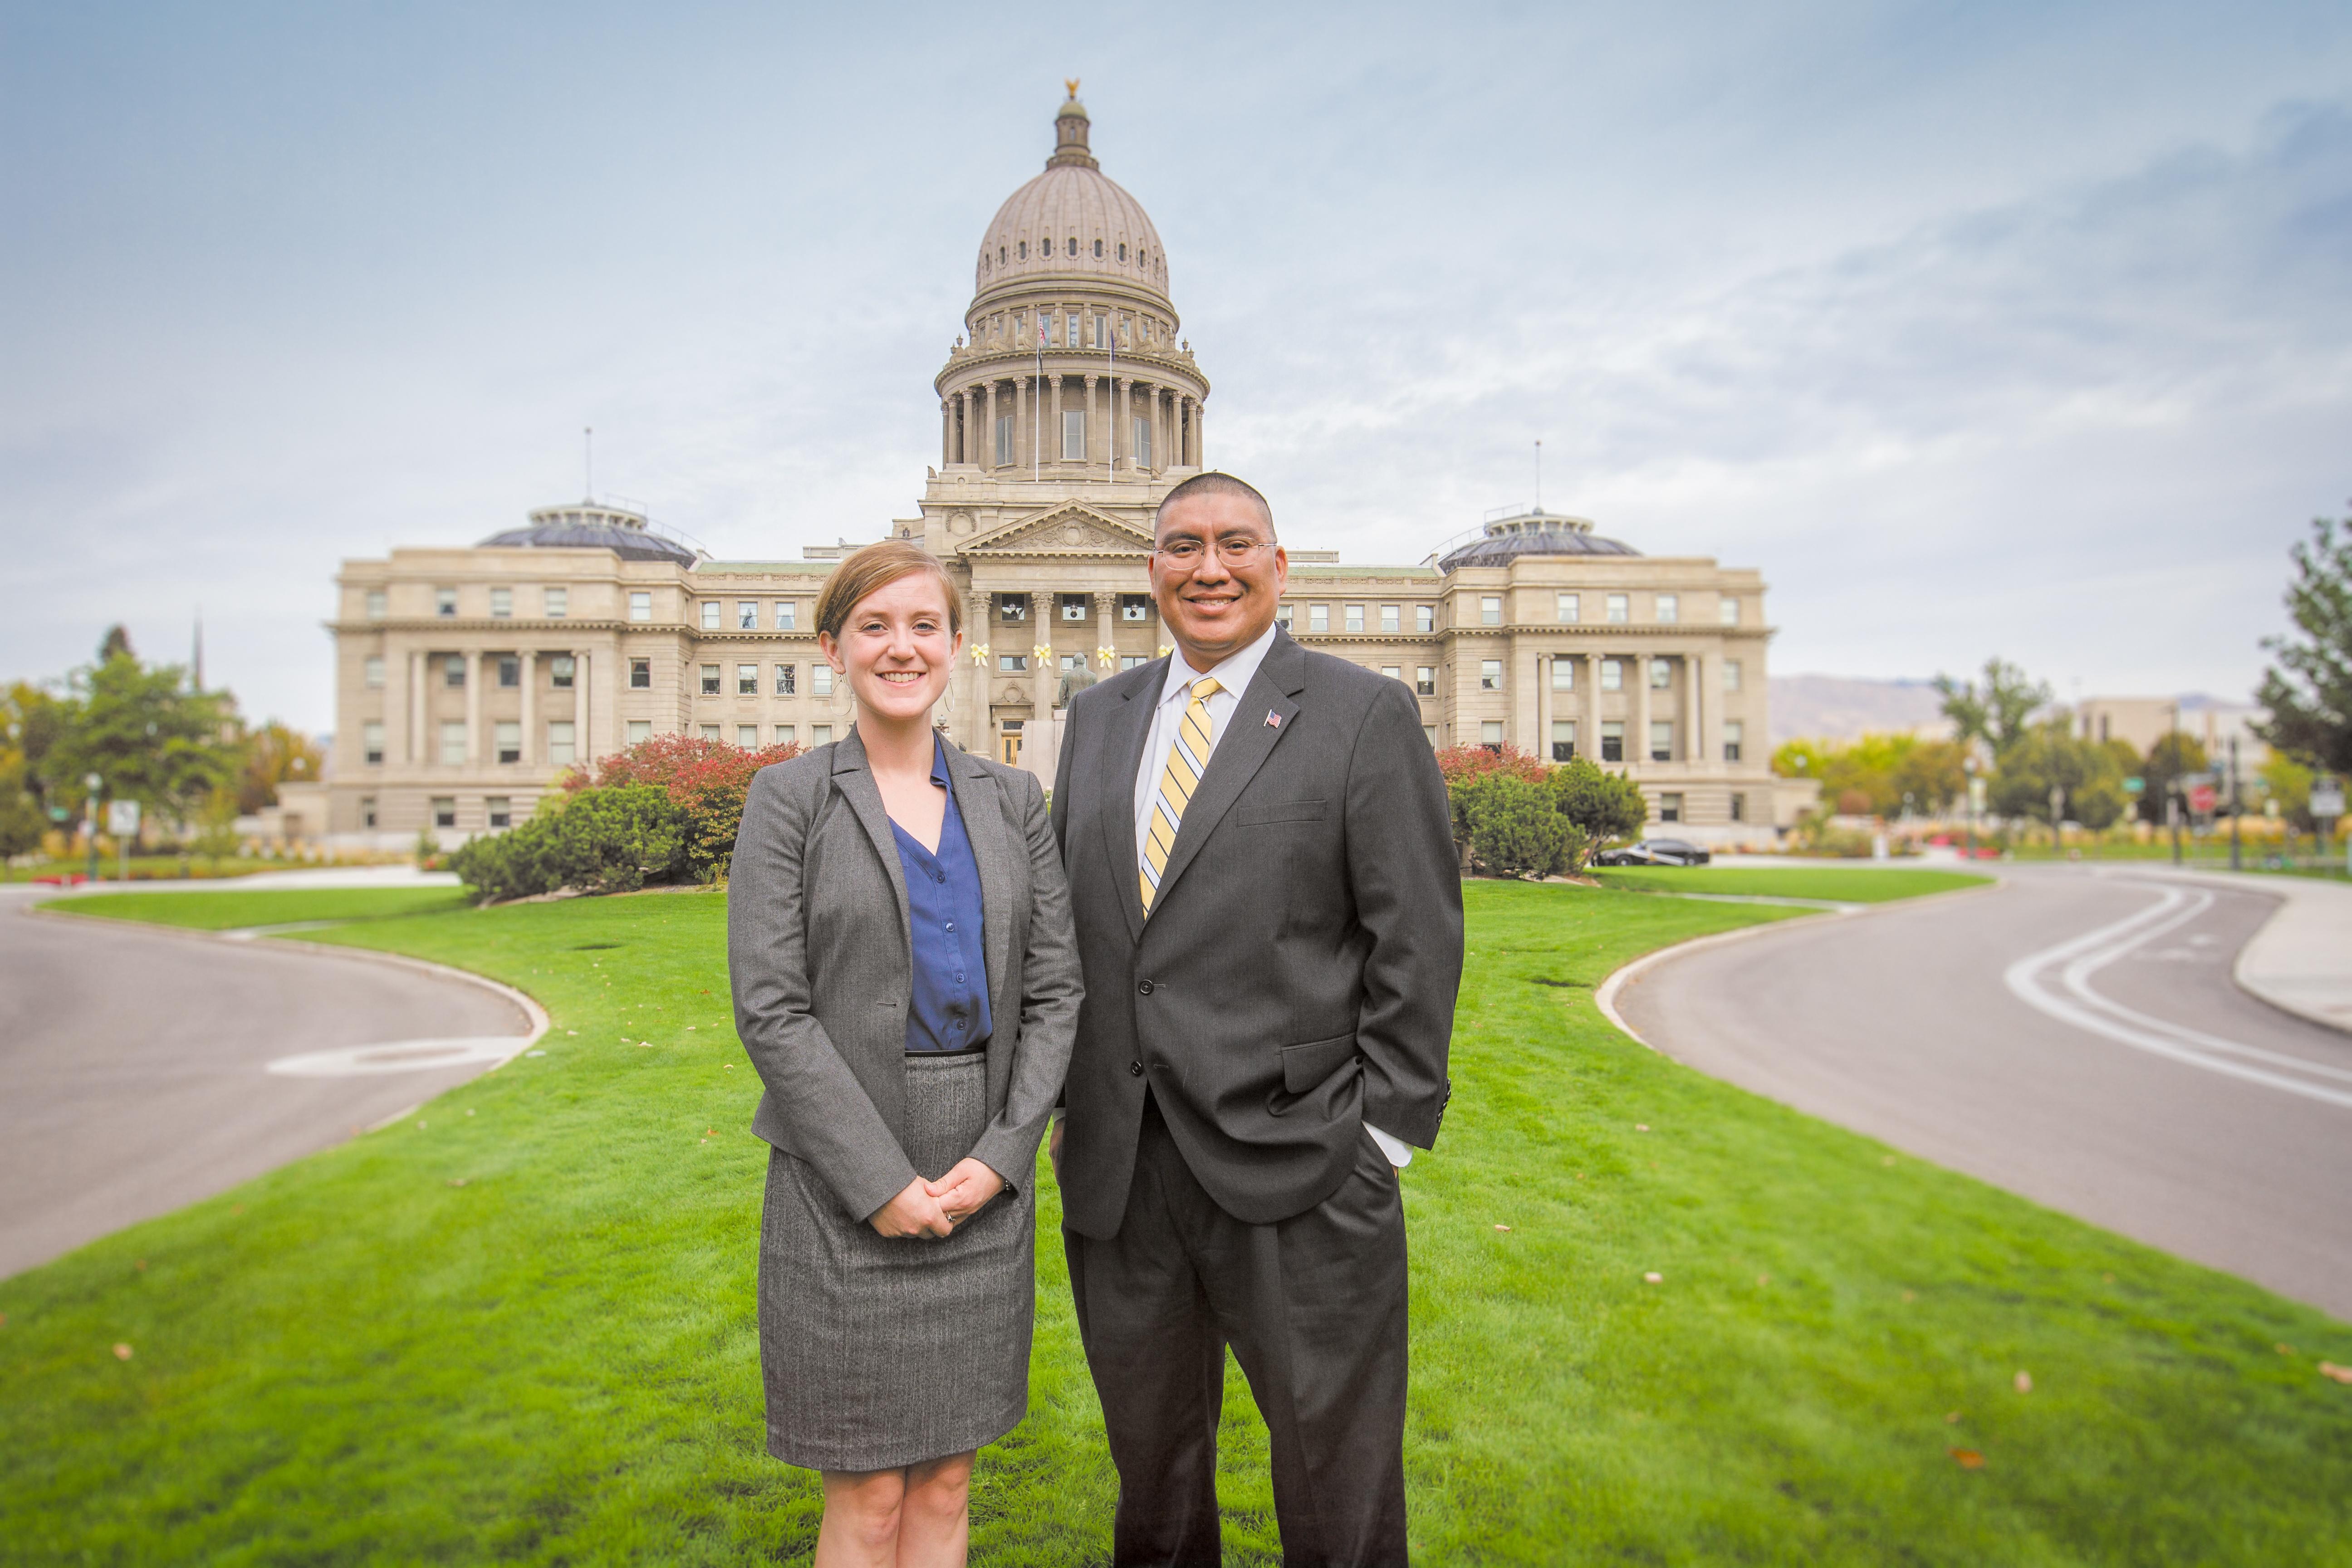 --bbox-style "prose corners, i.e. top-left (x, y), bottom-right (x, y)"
top-left (0, 752), bottom-right (44, 873)
top-left (2253, 512), bottom-right (2352, 774)
top-left (1988, 720), bottom-right (2132, 825)
top-left (1548, 757), bottom-right (1647, 848)
top-left (2138, 731), bottom-right (2210, 824)
top-left (1935, 657), bottom-right (2051, 759)
top-left (2259, 753), bottom-right (2316, 831)
top-left (38, 635), bottom-right (239, 829)
top-left (569, 730), bottom-right (802, 880)
top-left (238, 720), bottom-right (326, 814)
top-left (1891, 738), bottom-right (1968, 815)
top-left (1461, 774), bottom-right (1576, 879)
top-left (2, 681), bottom-right (69, 817)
